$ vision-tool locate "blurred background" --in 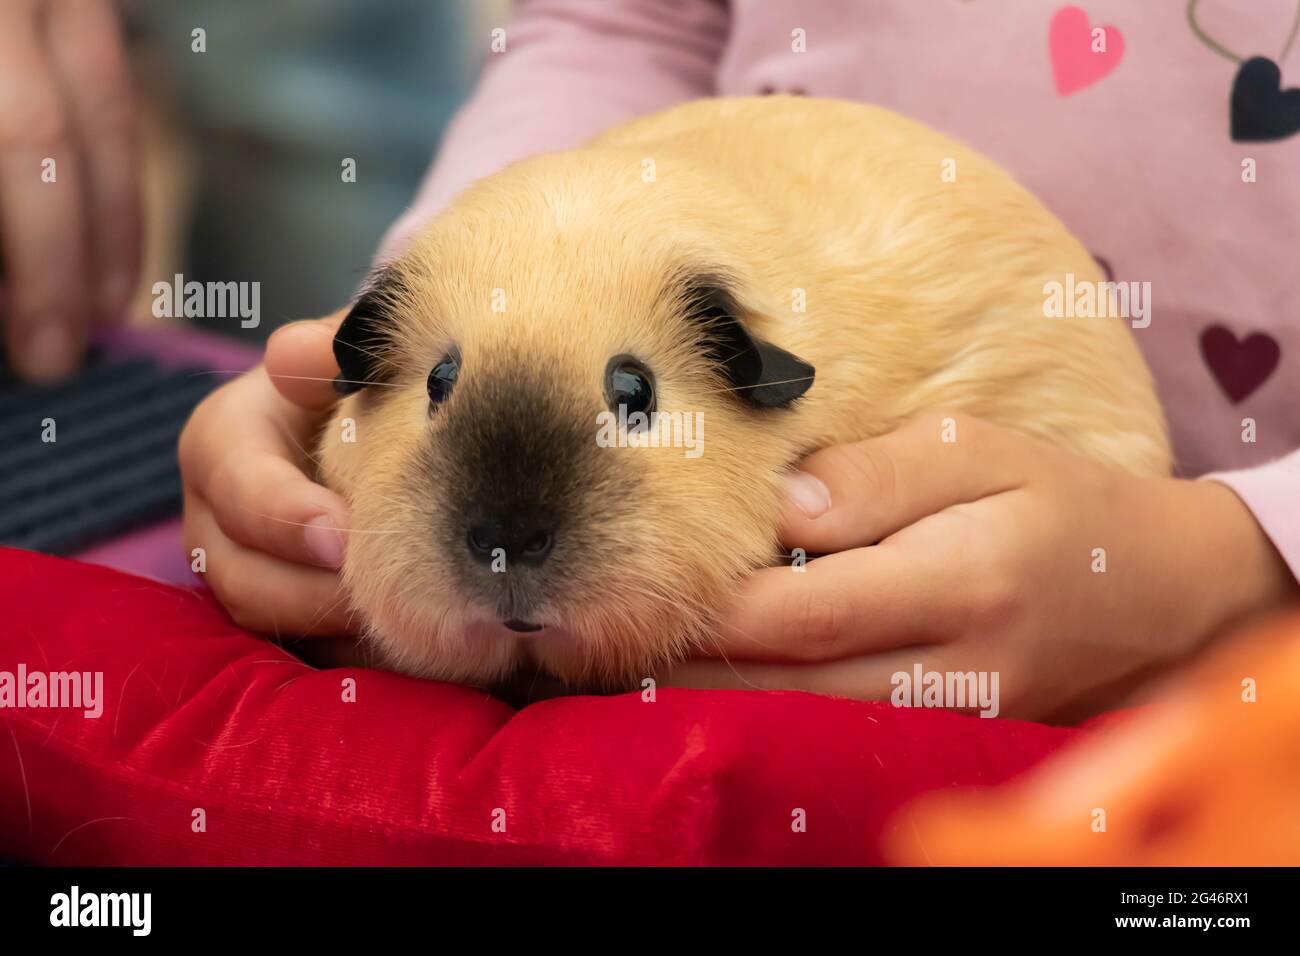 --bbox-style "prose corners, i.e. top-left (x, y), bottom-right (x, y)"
top-left (0, 1), bottom-right (512, 568)
top-left (121, 0), bottom-right (507, 340)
